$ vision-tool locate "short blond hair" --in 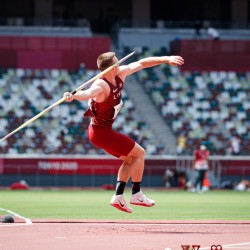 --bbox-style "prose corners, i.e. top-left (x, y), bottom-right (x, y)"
top-left (97, 52), bottom-right (116, 71)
